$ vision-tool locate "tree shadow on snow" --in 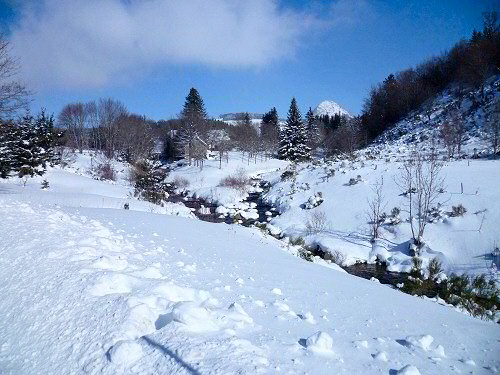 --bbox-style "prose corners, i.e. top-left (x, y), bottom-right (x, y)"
top-left (320, 229), bottom-right (372, 249)
top-left (141, 336), bottom-right (201, 375)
